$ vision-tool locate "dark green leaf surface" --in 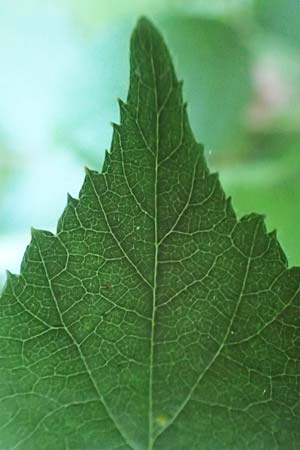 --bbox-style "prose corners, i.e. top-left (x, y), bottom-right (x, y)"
top-left (1, 17), bottom-right (300, 450)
